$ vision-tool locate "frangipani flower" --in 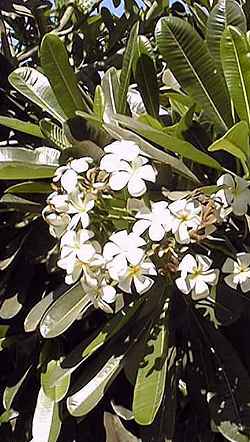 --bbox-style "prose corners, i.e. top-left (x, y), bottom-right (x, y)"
top-left (216, 174), bottom-right (250, 216)
top-left (169, 199), bottom-right (202, 244)
top-left (222, 253), bottom-right (250, 293)
top-left (103, 230), bottom-right (146, 280)
top-left (45, 212), bottom-right (70, 238)
top-left (100, 140), bottom-right (156, 197)
top-left (47, 192), bottom-right (69, 213)
top-left (118, 258), bottom-right (157, 294)
top-left (67, 191), bottom-right (95, 230)
top-left (133, 201), bottom-right (171, 241)
top-left (53, 157), bottom-right (93, 193)
top-left (81, 276), bottom-right (116, 313)
top-left (175, 254), bottom-right (219, 300)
